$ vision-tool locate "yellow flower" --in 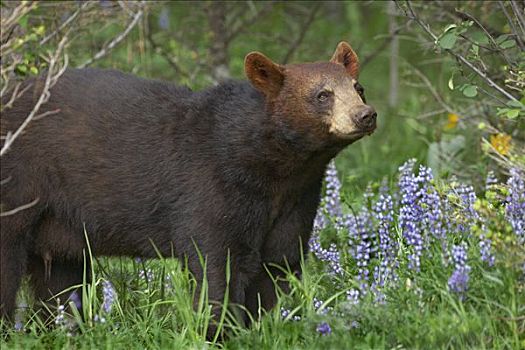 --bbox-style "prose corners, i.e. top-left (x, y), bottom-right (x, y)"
top-left (444, 113), bottom-right (460, 130)
top-left (490, 133), bottom-right (512, 155)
